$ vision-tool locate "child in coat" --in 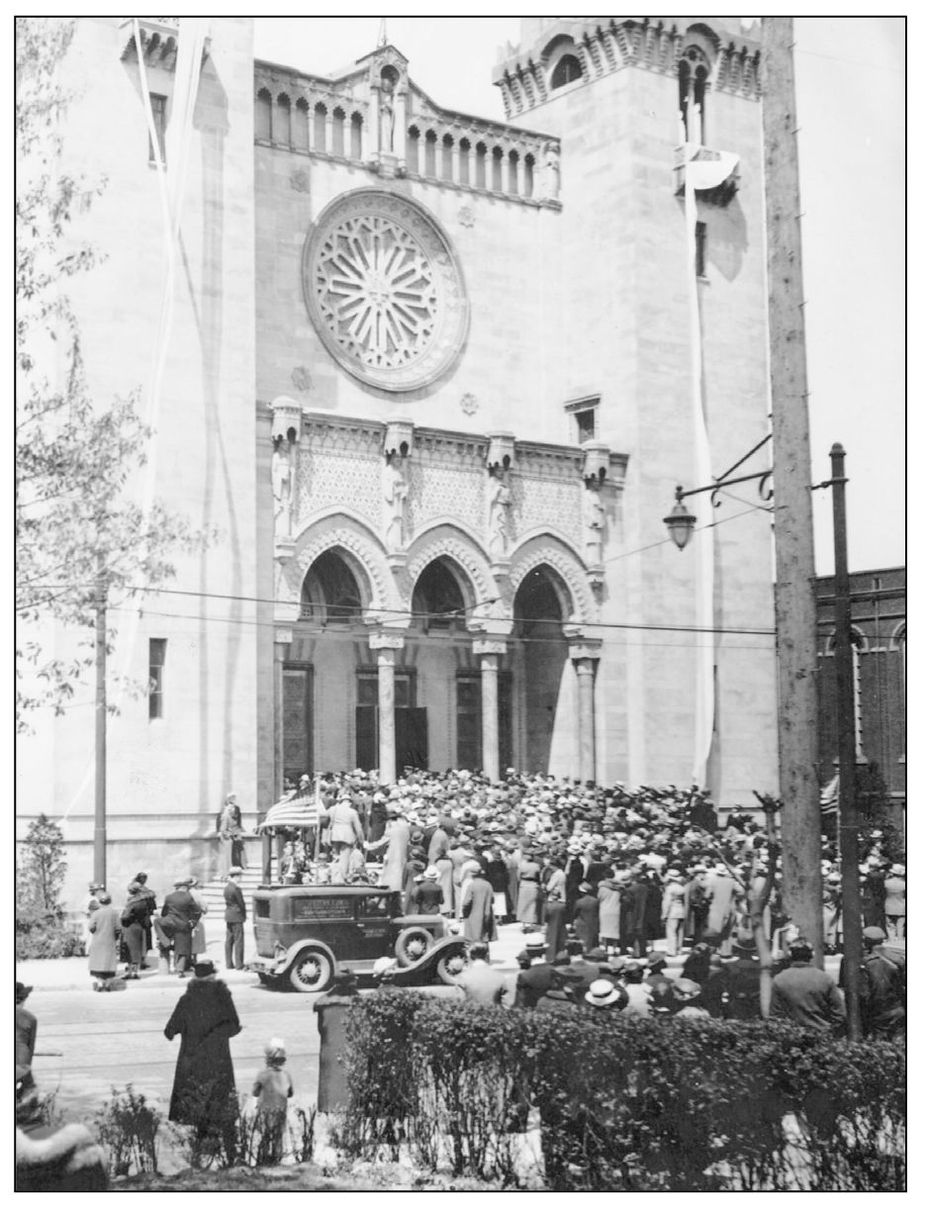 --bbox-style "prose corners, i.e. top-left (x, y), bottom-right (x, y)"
top-left (251, 1038), bottom-right (293, 1164)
